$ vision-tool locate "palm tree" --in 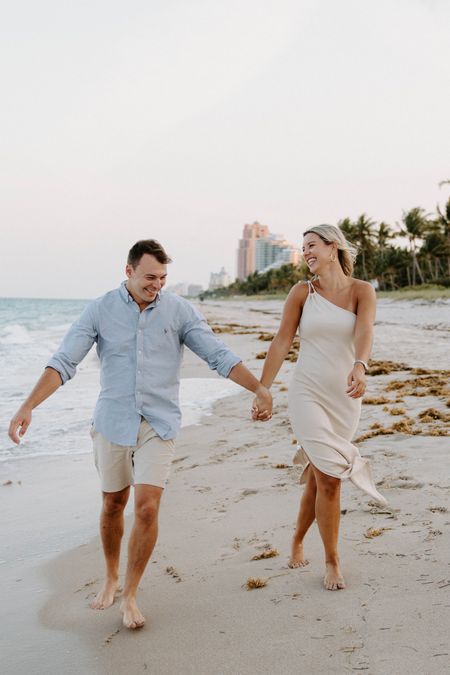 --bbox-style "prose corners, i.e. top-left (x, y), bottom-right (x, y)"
top-left (436, 190), bottom-right (450, 277)
top-left (400, 207), bottom-right (428, 285)
top-left (421, 221), bottom-right (448, 280)
top-left (353, 214), bottom-right (376, 280)
top-left (338, 217), bottom-right (356, 241)
top-left (376, 222), bottom-right (396, 252)
top-left (373, 222), bottom-right (396, 289)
